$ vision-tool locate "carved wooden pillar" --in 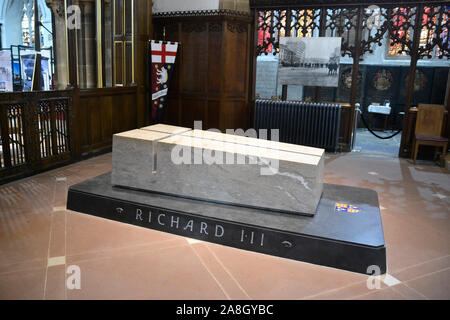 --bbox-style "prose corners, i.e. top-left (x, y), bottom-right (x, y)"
top-left (314, 8), bottom-right (327, 102)
top-left (399, 4), bottom-right (424, 157)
